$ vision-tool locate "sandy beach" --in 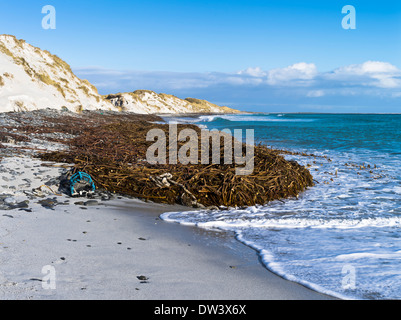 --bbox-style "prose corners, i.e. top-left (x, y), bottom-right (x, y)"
top-left (0, 156), bottom-right (334, 300)
top-left (0, 110), bottom-right (335, 300)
